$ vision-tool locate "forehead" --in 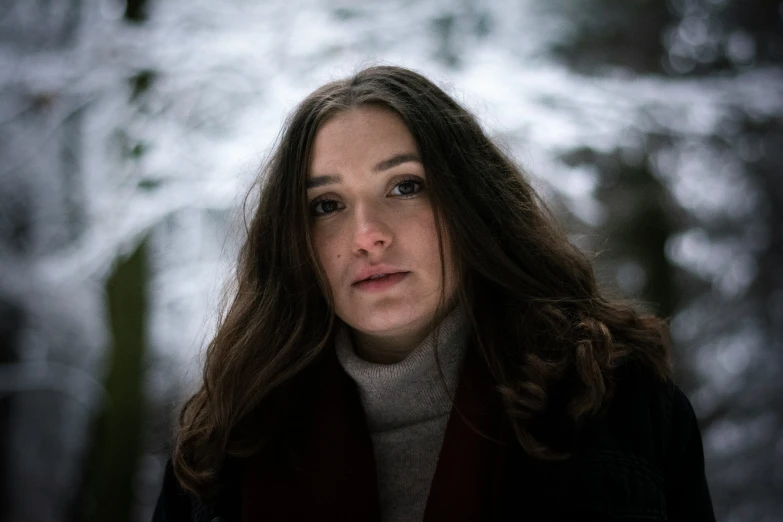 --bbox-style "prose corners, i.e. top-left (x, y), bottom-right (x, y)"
top-left (309, 106), bottom-right (419, 174)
